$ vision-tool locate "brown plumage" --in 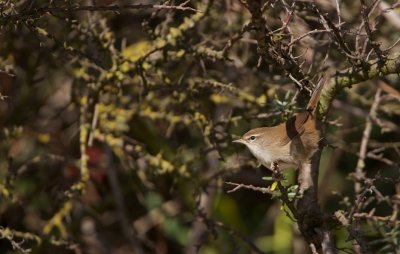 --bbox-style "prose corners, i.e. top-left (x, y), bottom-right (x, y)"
top-left (234, 76), bottom-right (327, 169)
